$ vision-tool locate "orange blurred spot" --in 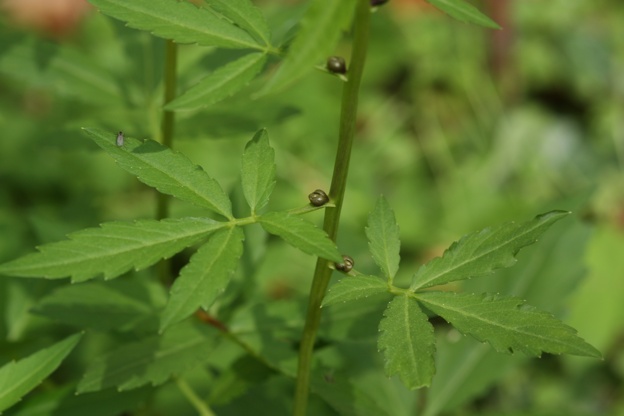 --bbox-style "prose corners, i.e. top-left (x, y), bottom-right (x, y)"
top-left (2, 0), bottom-right (92, 38)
